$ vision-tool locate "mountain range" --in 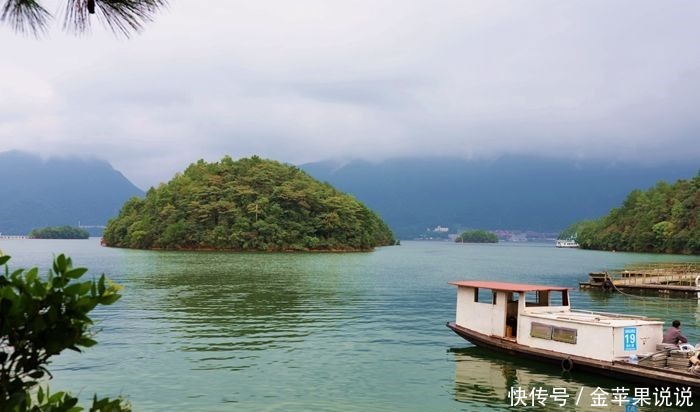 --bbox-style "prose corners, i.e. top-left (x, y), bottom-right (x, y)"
top-left (0, 151), bottom-right (143, 235)
top-left (1, 150), bottom-right (696, 239)
top-left (301, 156), bottom-right (698, 239)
